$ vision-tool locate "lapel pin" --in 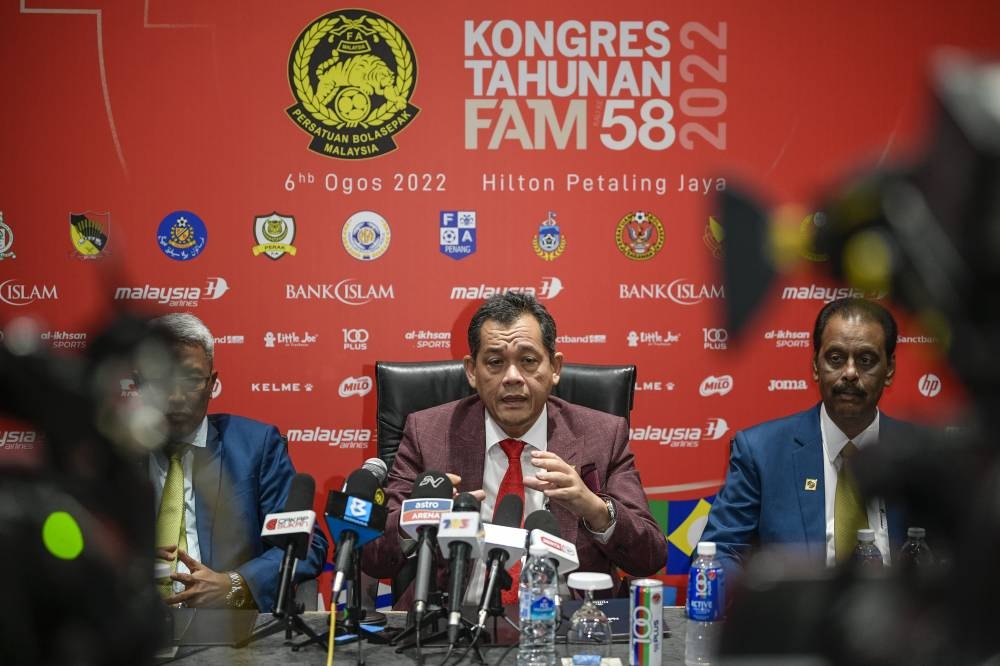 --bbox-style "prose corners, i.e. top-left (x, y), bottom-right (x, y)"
top-left (804, 478), bottom-right (818, 491)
